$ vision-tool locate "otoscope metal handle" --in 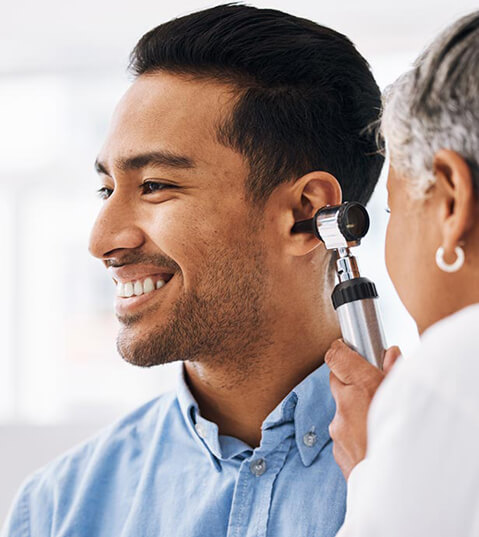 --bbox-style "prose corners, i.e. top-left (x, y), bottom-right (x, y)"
top-left (335, 298), bottom-right (386, 369)
top-left (332, 277), bottom-right (386, 369)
